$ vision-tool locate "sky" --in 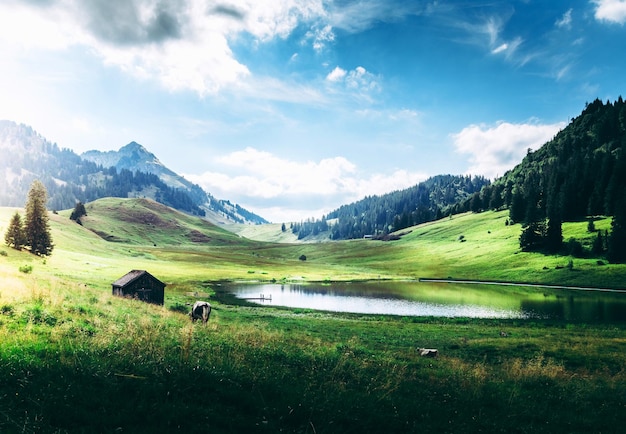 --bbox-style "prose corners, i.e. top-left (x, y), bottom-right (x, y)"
top-left (1, 1), bottom-right (625, 223)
